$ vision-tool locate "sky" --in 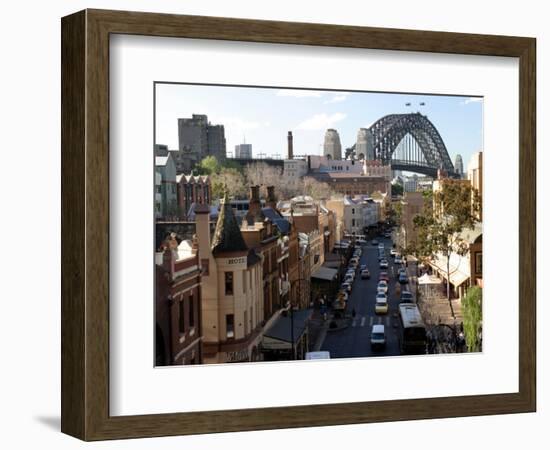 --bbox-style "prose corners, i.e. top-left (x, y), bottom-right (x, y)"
top-left (155, 83), bottom-right (483, 169)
